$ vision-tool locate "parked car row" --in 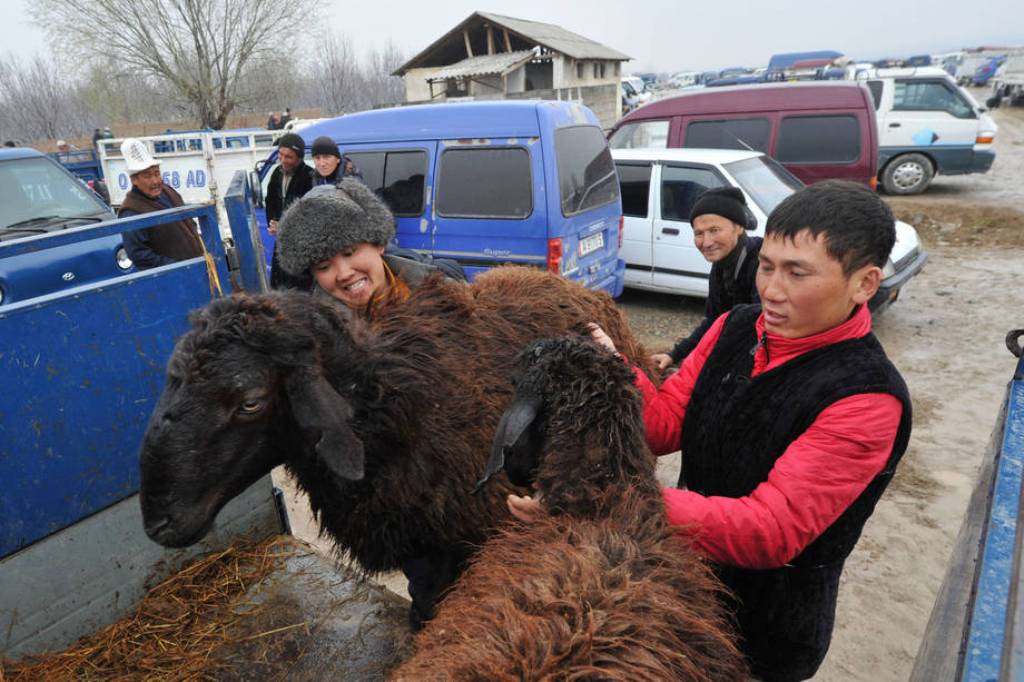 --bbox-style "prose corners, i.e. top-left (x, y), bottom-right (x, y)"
top-left (7, 95), bottom-right (928, 313)
top-left (611, 68), bottom-right (996, 195)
